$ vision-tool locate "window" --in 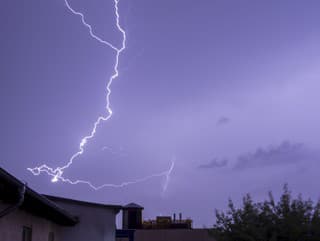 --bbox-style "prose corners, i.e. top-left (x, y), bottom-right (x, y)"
top-left (22, 226), bottom-right (32, 241)
top-left (48, 232), bottom-right (55, 241)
